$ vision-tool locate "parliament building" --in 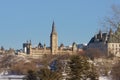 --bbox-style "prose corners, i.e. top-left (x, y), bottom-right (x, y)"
top-left (23, 22), bottom-right (78, 58)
